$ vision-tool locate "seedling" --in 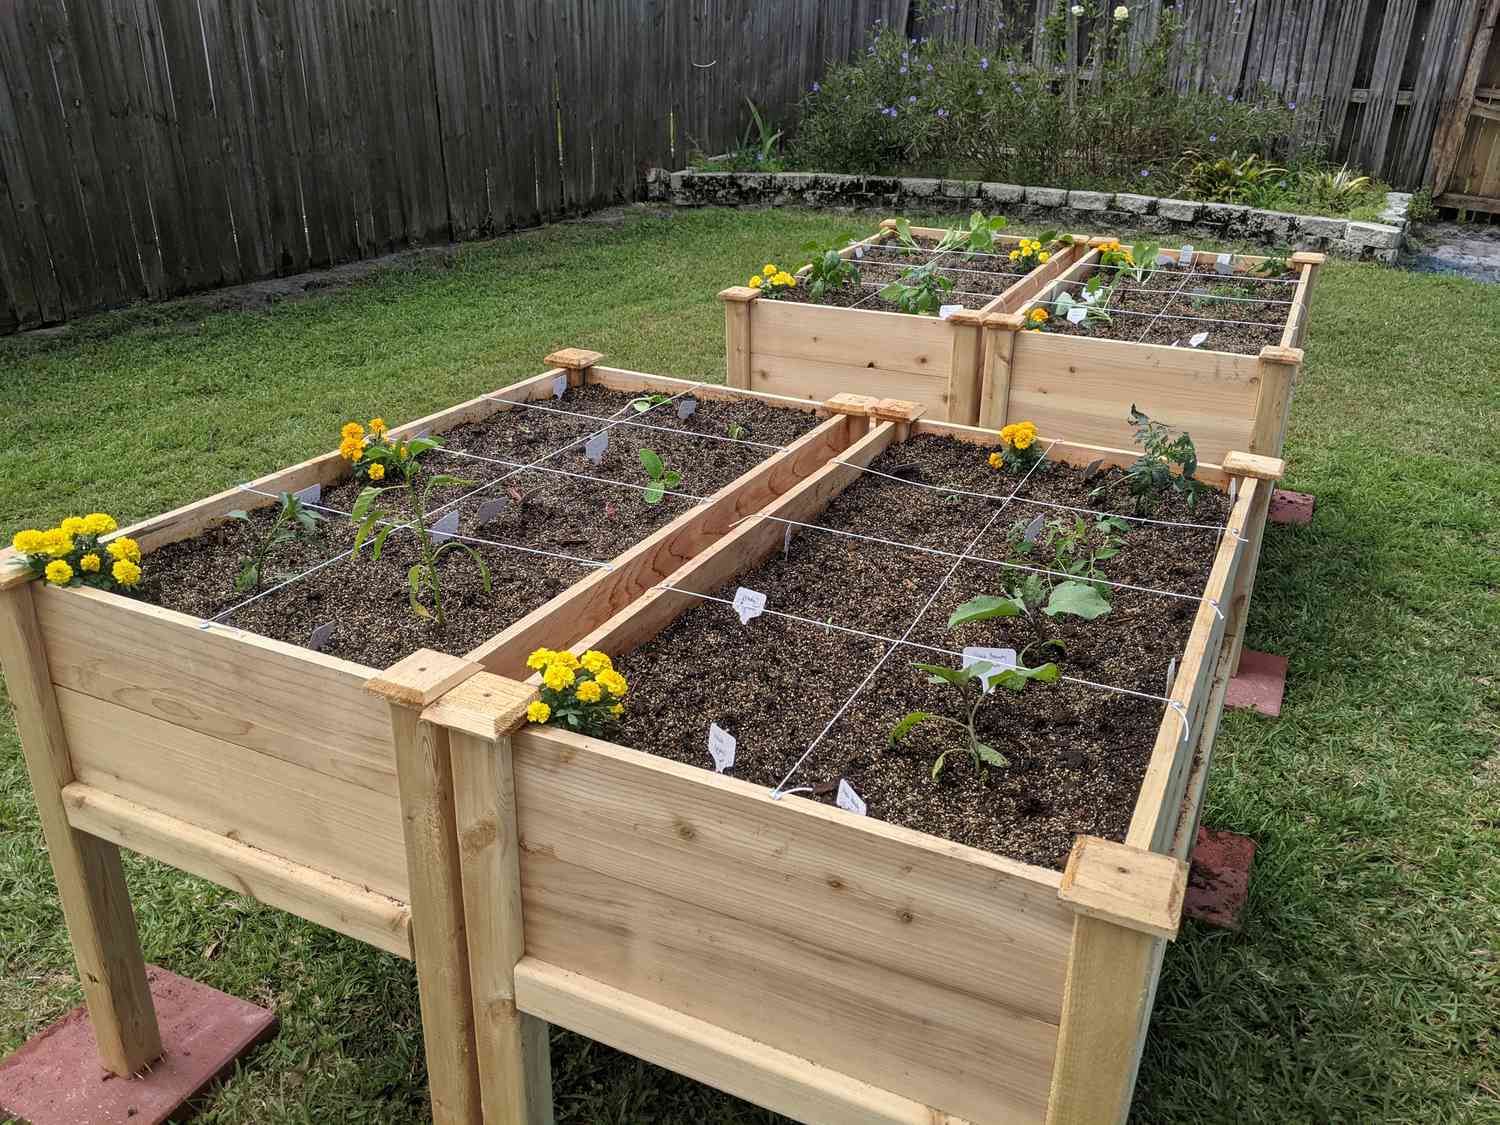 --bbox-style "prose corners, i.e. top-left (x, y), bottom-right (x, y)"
top-left (628, 393), bottom-right (673, 414)
top-left (798, 236), bottom-right (862, 299)
top-left (1252, 250), bottom-right (1292, 277)
top-left (726, 422), bottom-right (750, 441)
top-left (879, 260), bottom-right (955, 315)
top-left (638, 447), bottom-right (682, 504)
top-left (351, 435), bottom-right (491, 628)
top-left (1008, 513), bottom-right (1128, 584)
top-left (1093, 405), bottom-right (1209, 513)
top-left (949, 573), bottom-right (1111, 653)
top-left (890, 657), bottom-right (1059, 780)
top-left (228, 491), bottom-right (324, 592)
